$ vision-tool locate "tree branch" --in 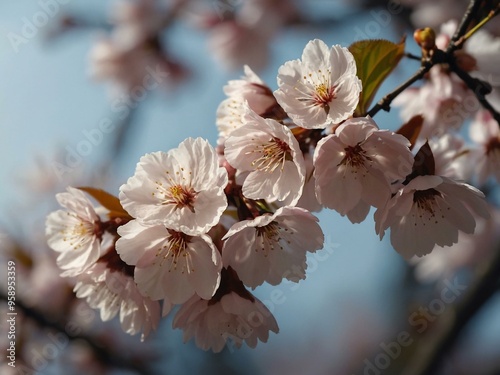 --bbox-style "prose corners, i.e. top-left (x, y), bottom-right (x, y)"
top-left (366, 60), bottom-right (433, 117)
top-left (0, 292), bottom-right (157, 375)
top-left (451, 64), bottom-right (500, 126)
top-left (446, 0), bottom-right (482, 53)
top-left (403, 246), bottom-right (500, 375)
